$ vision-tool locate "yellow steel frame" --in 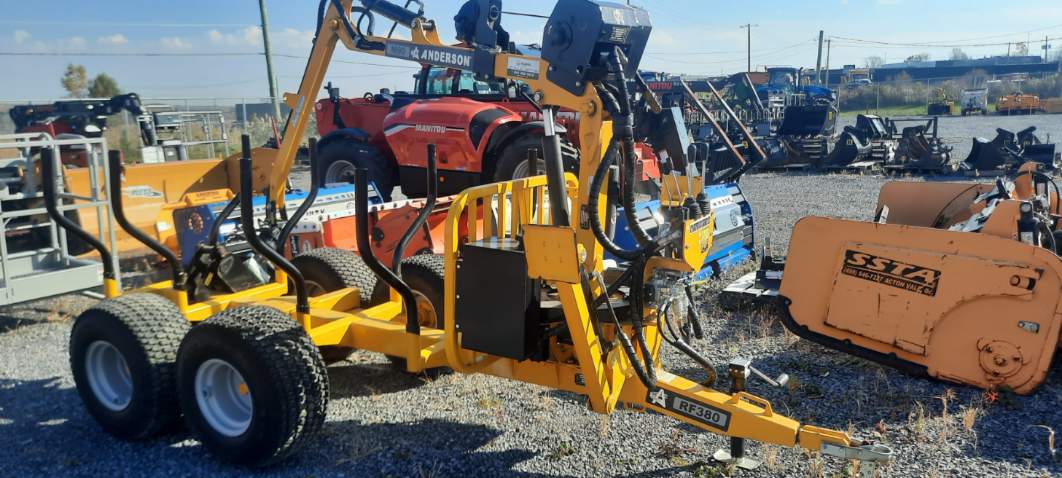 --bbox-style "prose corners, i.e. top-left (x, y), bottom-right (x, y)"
top-left (99, 0), bottom-right (875, 459)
